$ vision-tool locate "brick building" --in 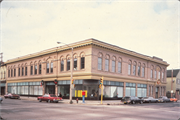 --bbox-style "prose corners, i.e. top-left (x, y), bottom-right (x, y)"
top-left (5, 38), bottom-right (169, 100)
